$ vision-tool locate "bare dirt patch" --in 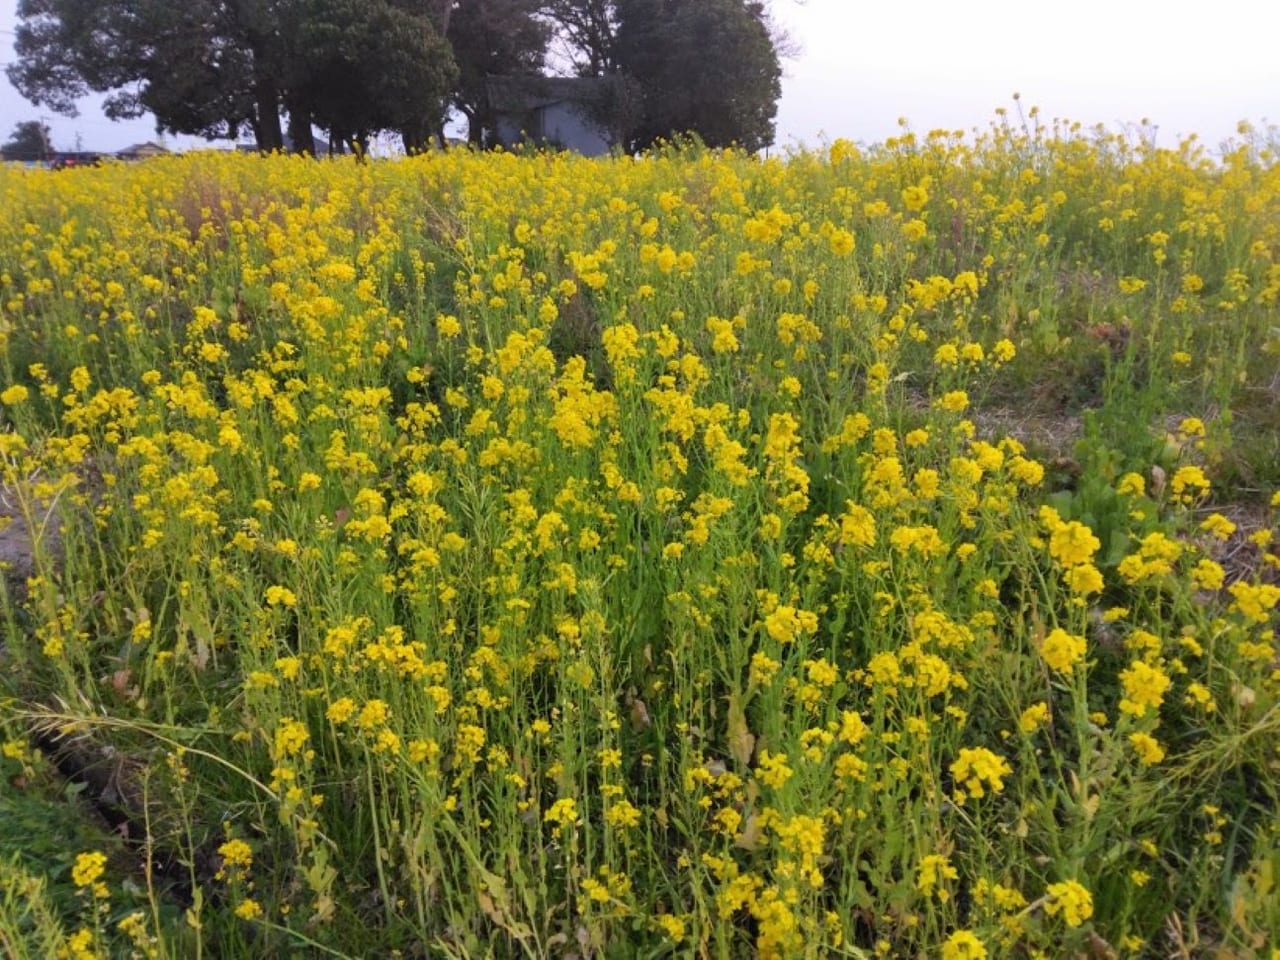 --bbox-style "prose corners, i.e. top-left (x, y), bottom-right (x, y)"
top-left (969, 406), bottom-right (1083, 457)
top-left (0, 483), bottom-right (61, 607)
